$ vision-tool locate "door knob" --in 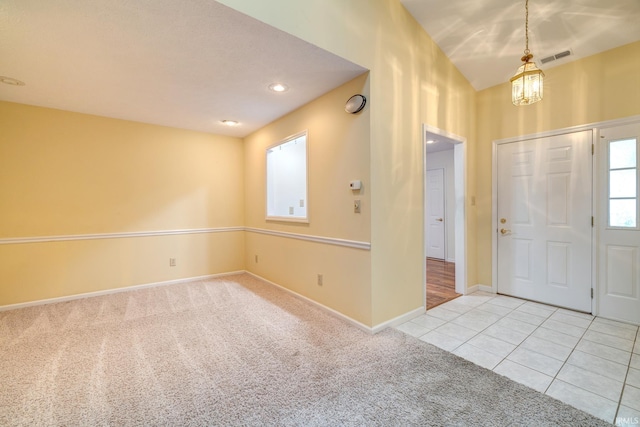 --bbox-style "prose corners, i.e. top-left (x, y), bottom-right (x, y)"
top-left (436, 218), bottom-right (443, 222)
top-left (500, 228), bottom-right (511, 235)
